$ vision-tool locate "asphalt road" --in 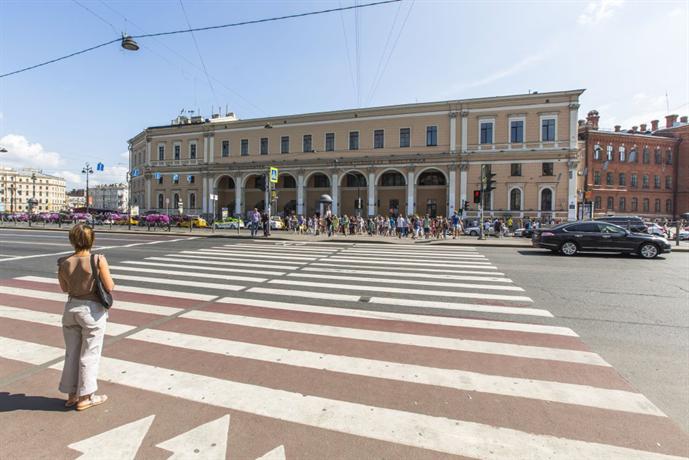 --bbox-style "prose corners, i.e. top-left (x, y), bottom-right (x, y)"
top-left (1, 228), bottom-right (687, 458)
